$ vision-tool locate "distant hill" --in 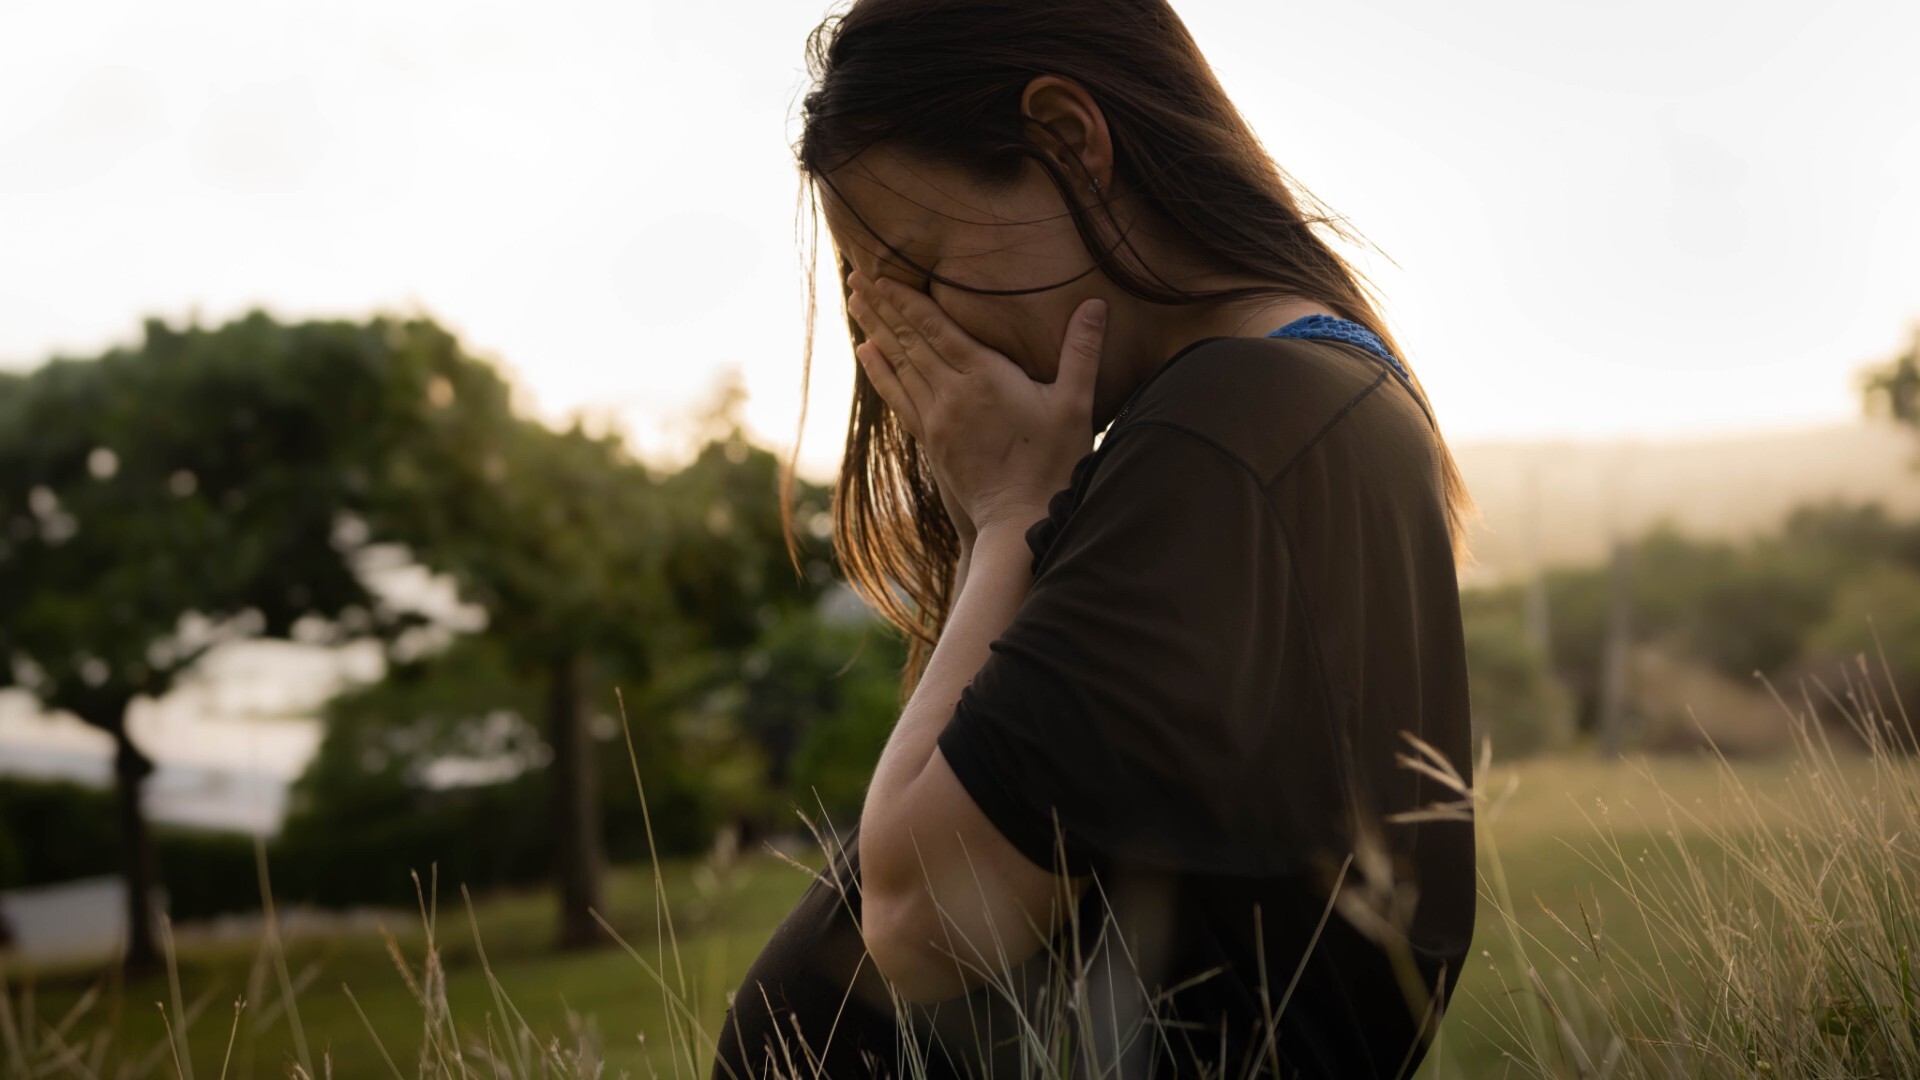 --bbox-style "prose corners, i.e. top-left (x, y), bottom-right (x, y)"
top-left (1453, 420), bottom-right (1920, 588)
